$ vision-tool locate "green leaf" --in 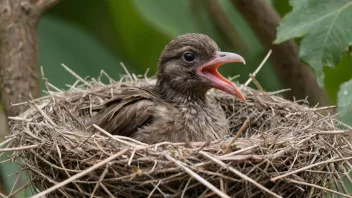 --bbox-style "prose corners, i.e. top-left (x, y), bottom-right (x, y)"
top-left (337, 78), bottom-right (352, 126)
top-left (275, 0), bottom-right (352, 82)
